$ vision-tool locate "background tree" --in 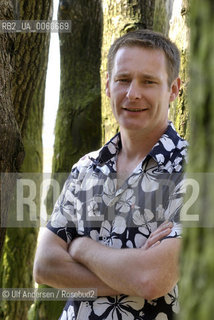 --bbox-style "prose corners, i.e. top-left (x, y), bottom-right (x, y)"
top-left (0, 0), bottom-right (24, 263)
top-left (0, 0), bottom-right (52, 319)
top-left (32, 1), bottom-right (103, 319)
top-left (168, 0), bottom-right (189, 139)
top-left (179, 0), bottom-right (214, 318)
top-left (50, 0), bottom-right (102, 191)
